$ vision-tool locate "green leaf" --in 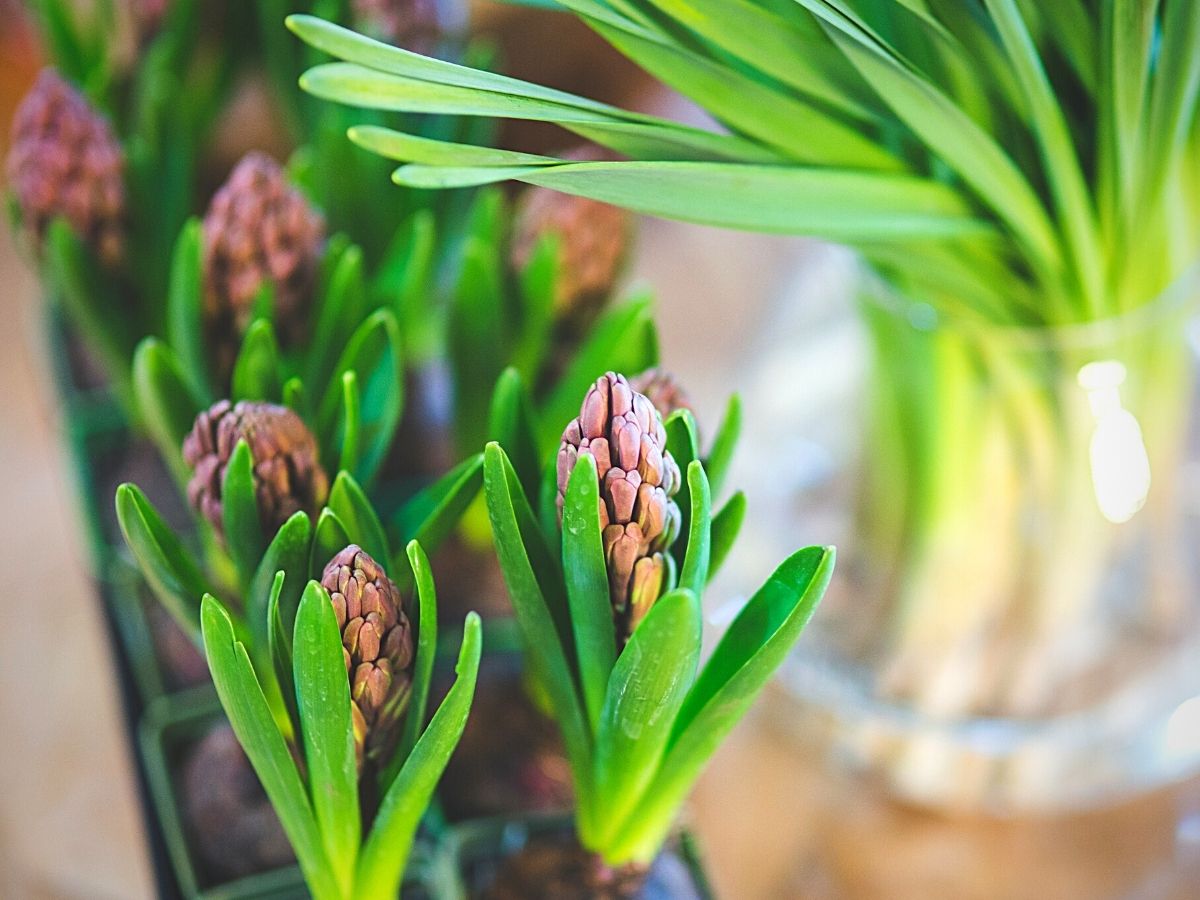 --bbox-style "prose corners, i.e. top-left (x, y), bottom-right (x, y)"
top-left (483, 444), bottom-right (593, 818)
top-left (231, 318), bottom-right (283, 403)
top-left (664, 410), bottom-right (700, 574)
top-left (200, 596), bottom-right (339, 899)
top-left (704, 394), bottom-right (741, 497)
top-left (249, 511), bottom-right (313, 651)
top-left (222, 439), bottom-right (267, 589)
top-left (610, 547), bottom-right (834, 863)
top-left (293, 581), bottom-right (359, 894)
top-left (678, 462), bottom-right (711, 595)
top-left (131, 337), bottom-right (201, 487)
top-left (310, 508), bottom-right (352, 581)
top-left (350, 124), bottom-right (559, 167)
top-left (562, 454), bottom-right (617, 732)
top-left (267, 572), bottom-right (300, 741)
top-left (392, 159), bottom-right (997, 241)
top-left (165, 218), bottom-right (212, 402)
top-left (591, 589), bottom-right (701, 853)
top-left (328, 471), bottom-right (390, 567)
top-left (373, 210), bottom-right (437, 361)
top-left (709, 491), bottom-right (746, 581)
top-left (356, 612), bottom-right (482, 898)
top-left (339, 371), bottom-right (362, 478)
top-left (307, 242), bottom-right (367, 394)
top-left (510, 233), bottom-right (560, 384)
top-left (487, 368), bottom-right (542, 503)
top-left (392, 453), bottom-right (485, 578)
top-left (539, 297), bottom-right (660, 454)
top-left (44, 219), bottom-right (136, 411)
top-left (115, 483), bottom-right (211, 640)
top-left (390, 541), bottom-right (439, 781)
top-left (318, 310), bottom-right (404, 487)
